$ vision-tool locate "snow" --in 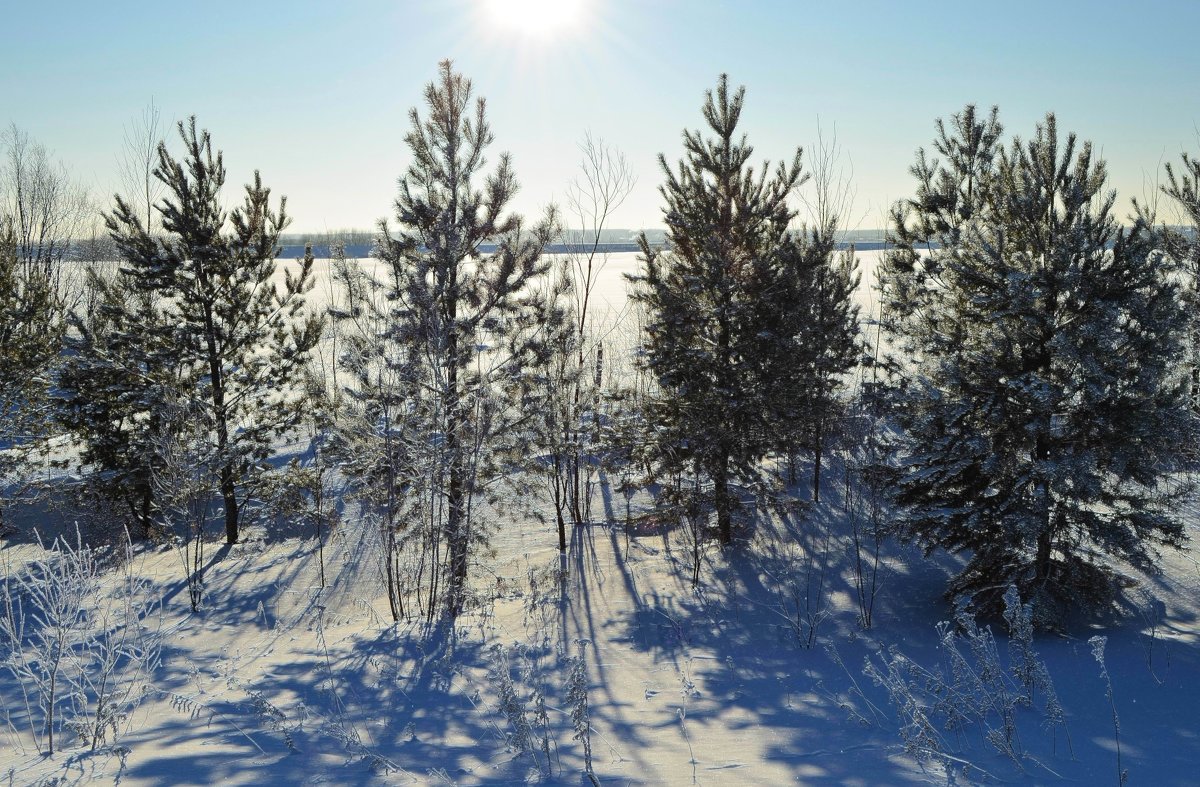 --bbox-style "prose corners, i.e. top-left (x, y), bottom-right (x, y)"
top-left (3, 249), bottom-right (1199, 785)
